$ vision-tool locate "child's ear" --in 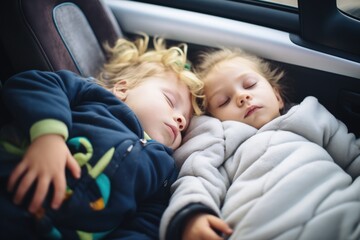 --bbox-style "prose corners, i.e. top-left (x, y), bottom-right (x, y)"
top-left (112, 80), bottom-right (128, 101)
top-left (274, 88), bottom-right (284, 110)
